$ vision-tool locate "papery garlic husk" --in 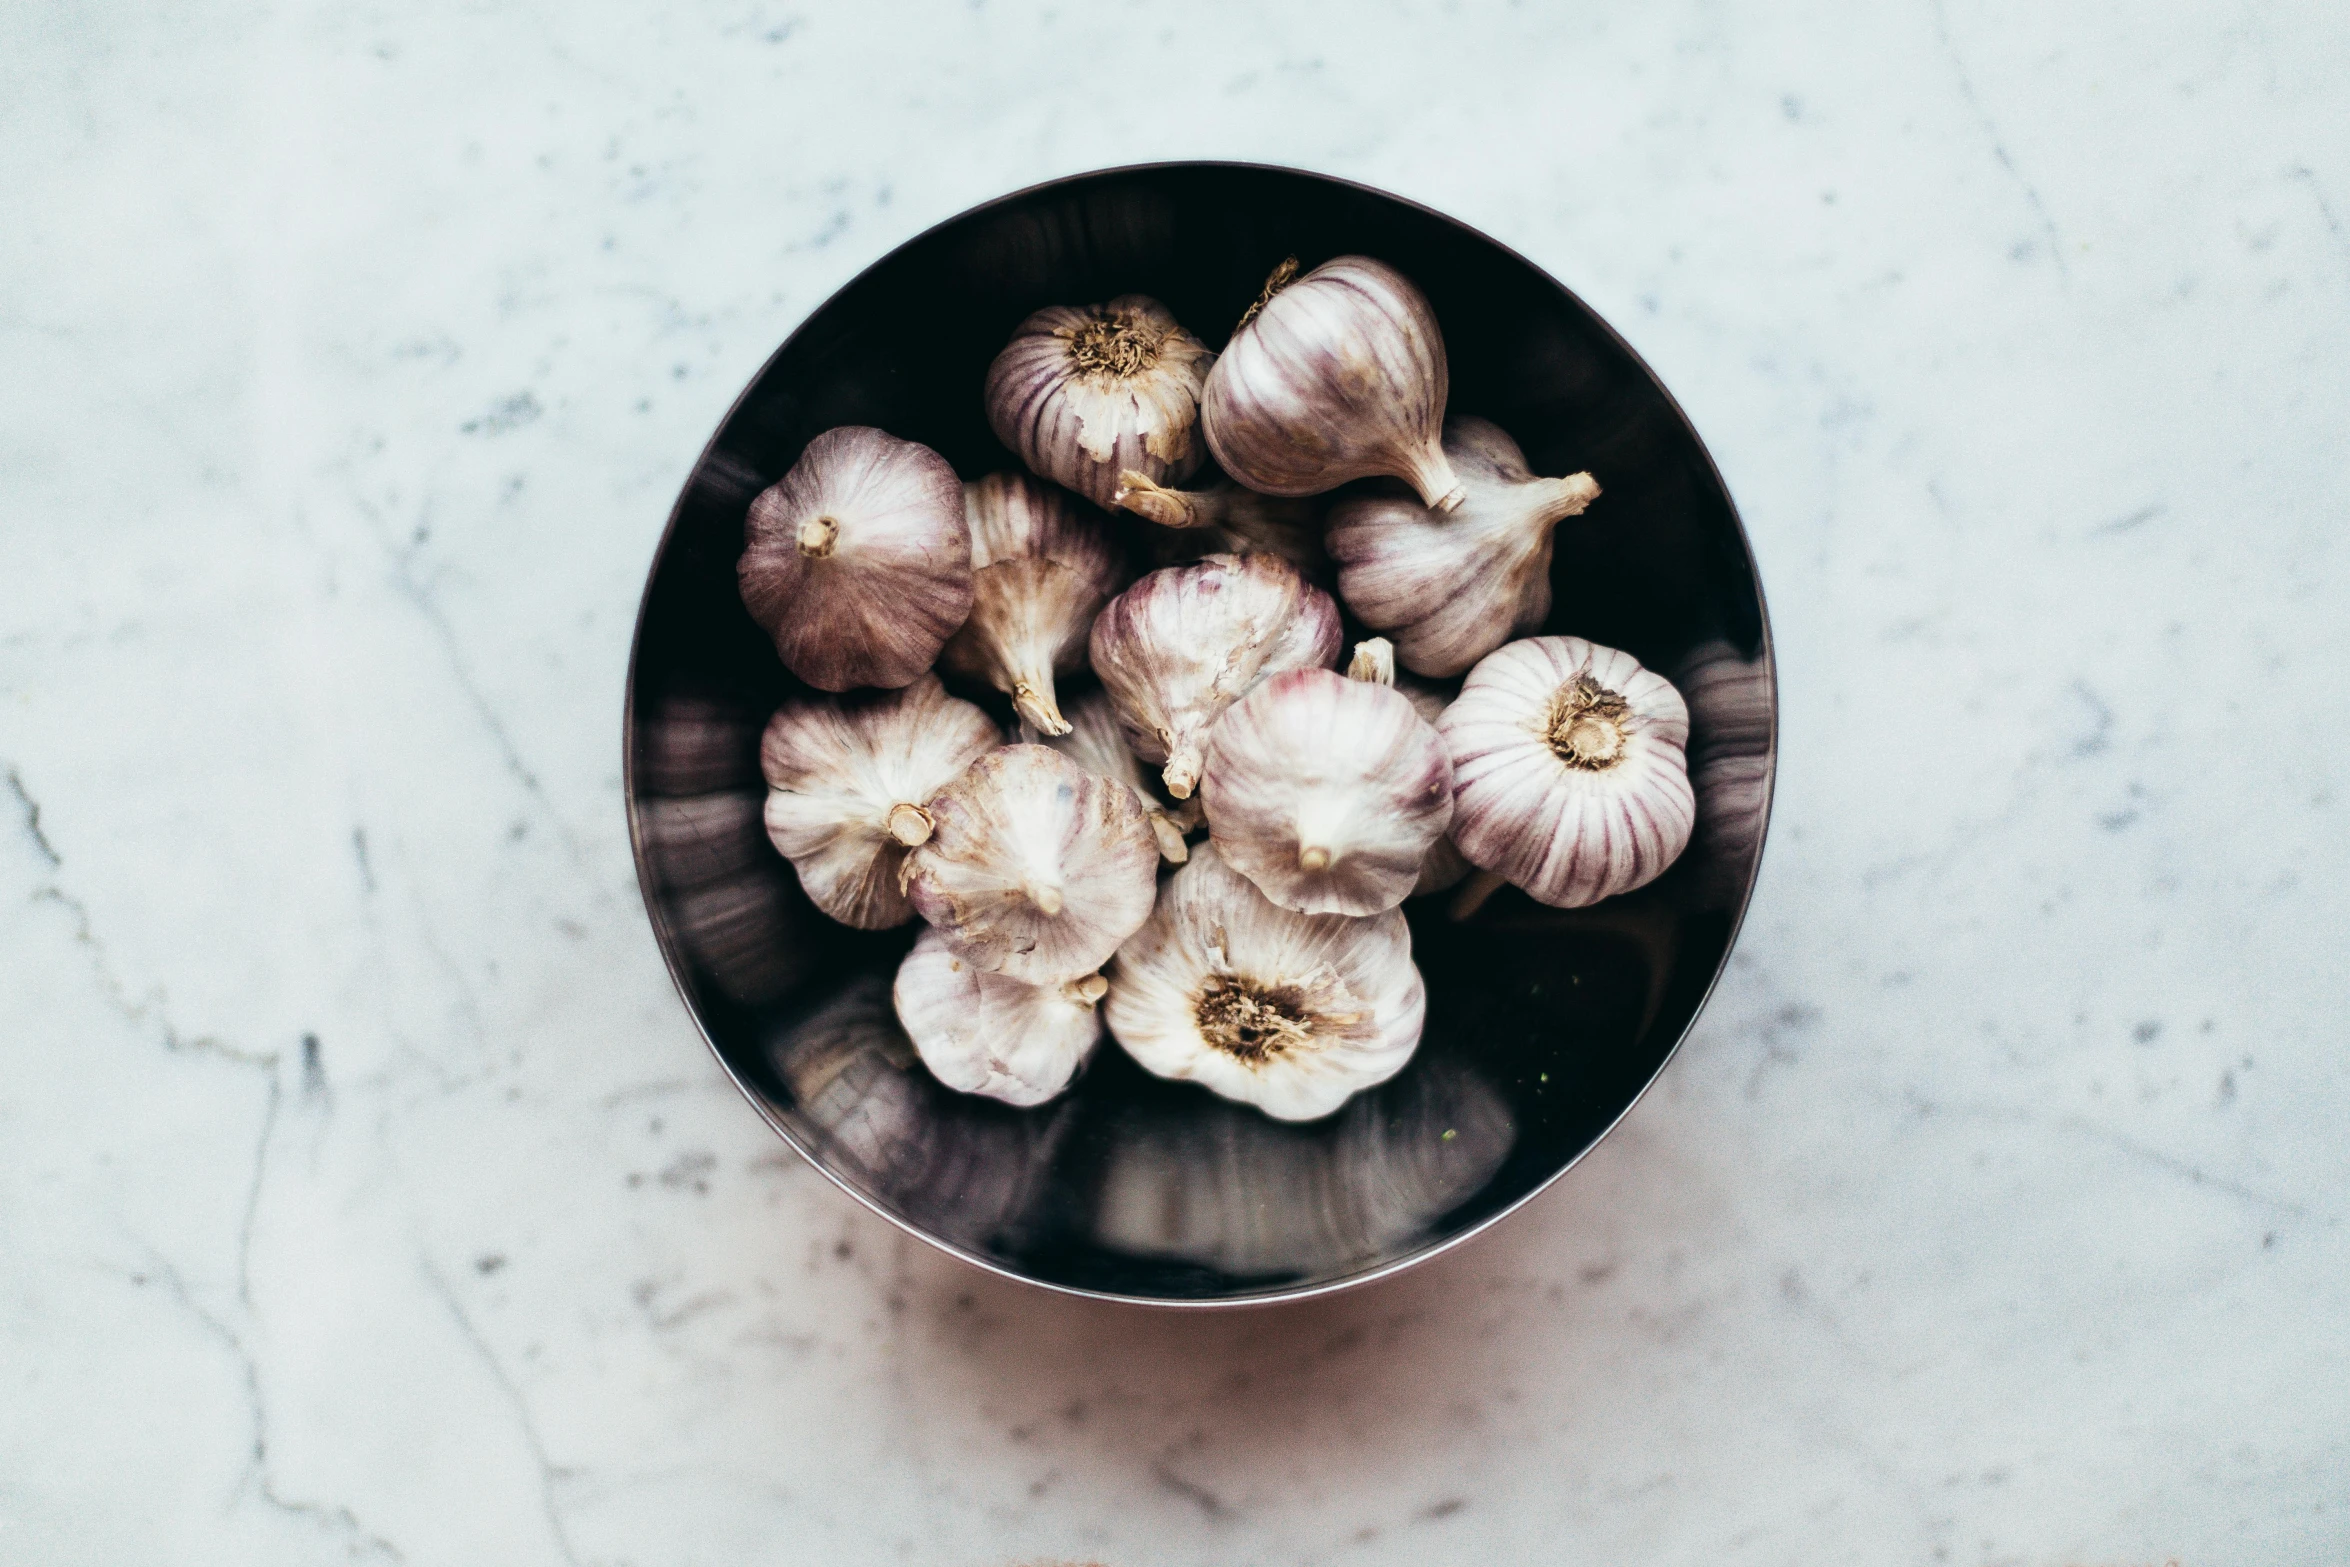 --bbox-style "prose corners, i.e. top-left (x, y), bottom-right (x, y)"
top-left (1200, 644), bottom-right (1453, 917)
top-left (984, 295), bottom-right (1215, 509)
top-left (738, 426), bottom-right (973, 691)
top-left (1438, 636), bottom-right (1695, 909)
top-left (1327, 417), bottom-right (1600, 678)
top-left (1088, 551), bottom-right (1343, 800)
top-left (901, 744), bottom-right (1160, 984)
top-left (892, 926), bottom-right (1105, 1107)
top-left (1032, 687), bottom-right (1200, 864)
top-left (759, 673), bottom-right (1000, 929)
top-left (1113, 470), bottom-right (1330, 582)
top-left (1201, 255), bottom-right (1464, 511)
top-left (1392, 671), bottom-right (1474, 896)
top-left (939, 472), bottom-right (1125, 736)
top-left (1105, 843), bottom-right (1425, 1122)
